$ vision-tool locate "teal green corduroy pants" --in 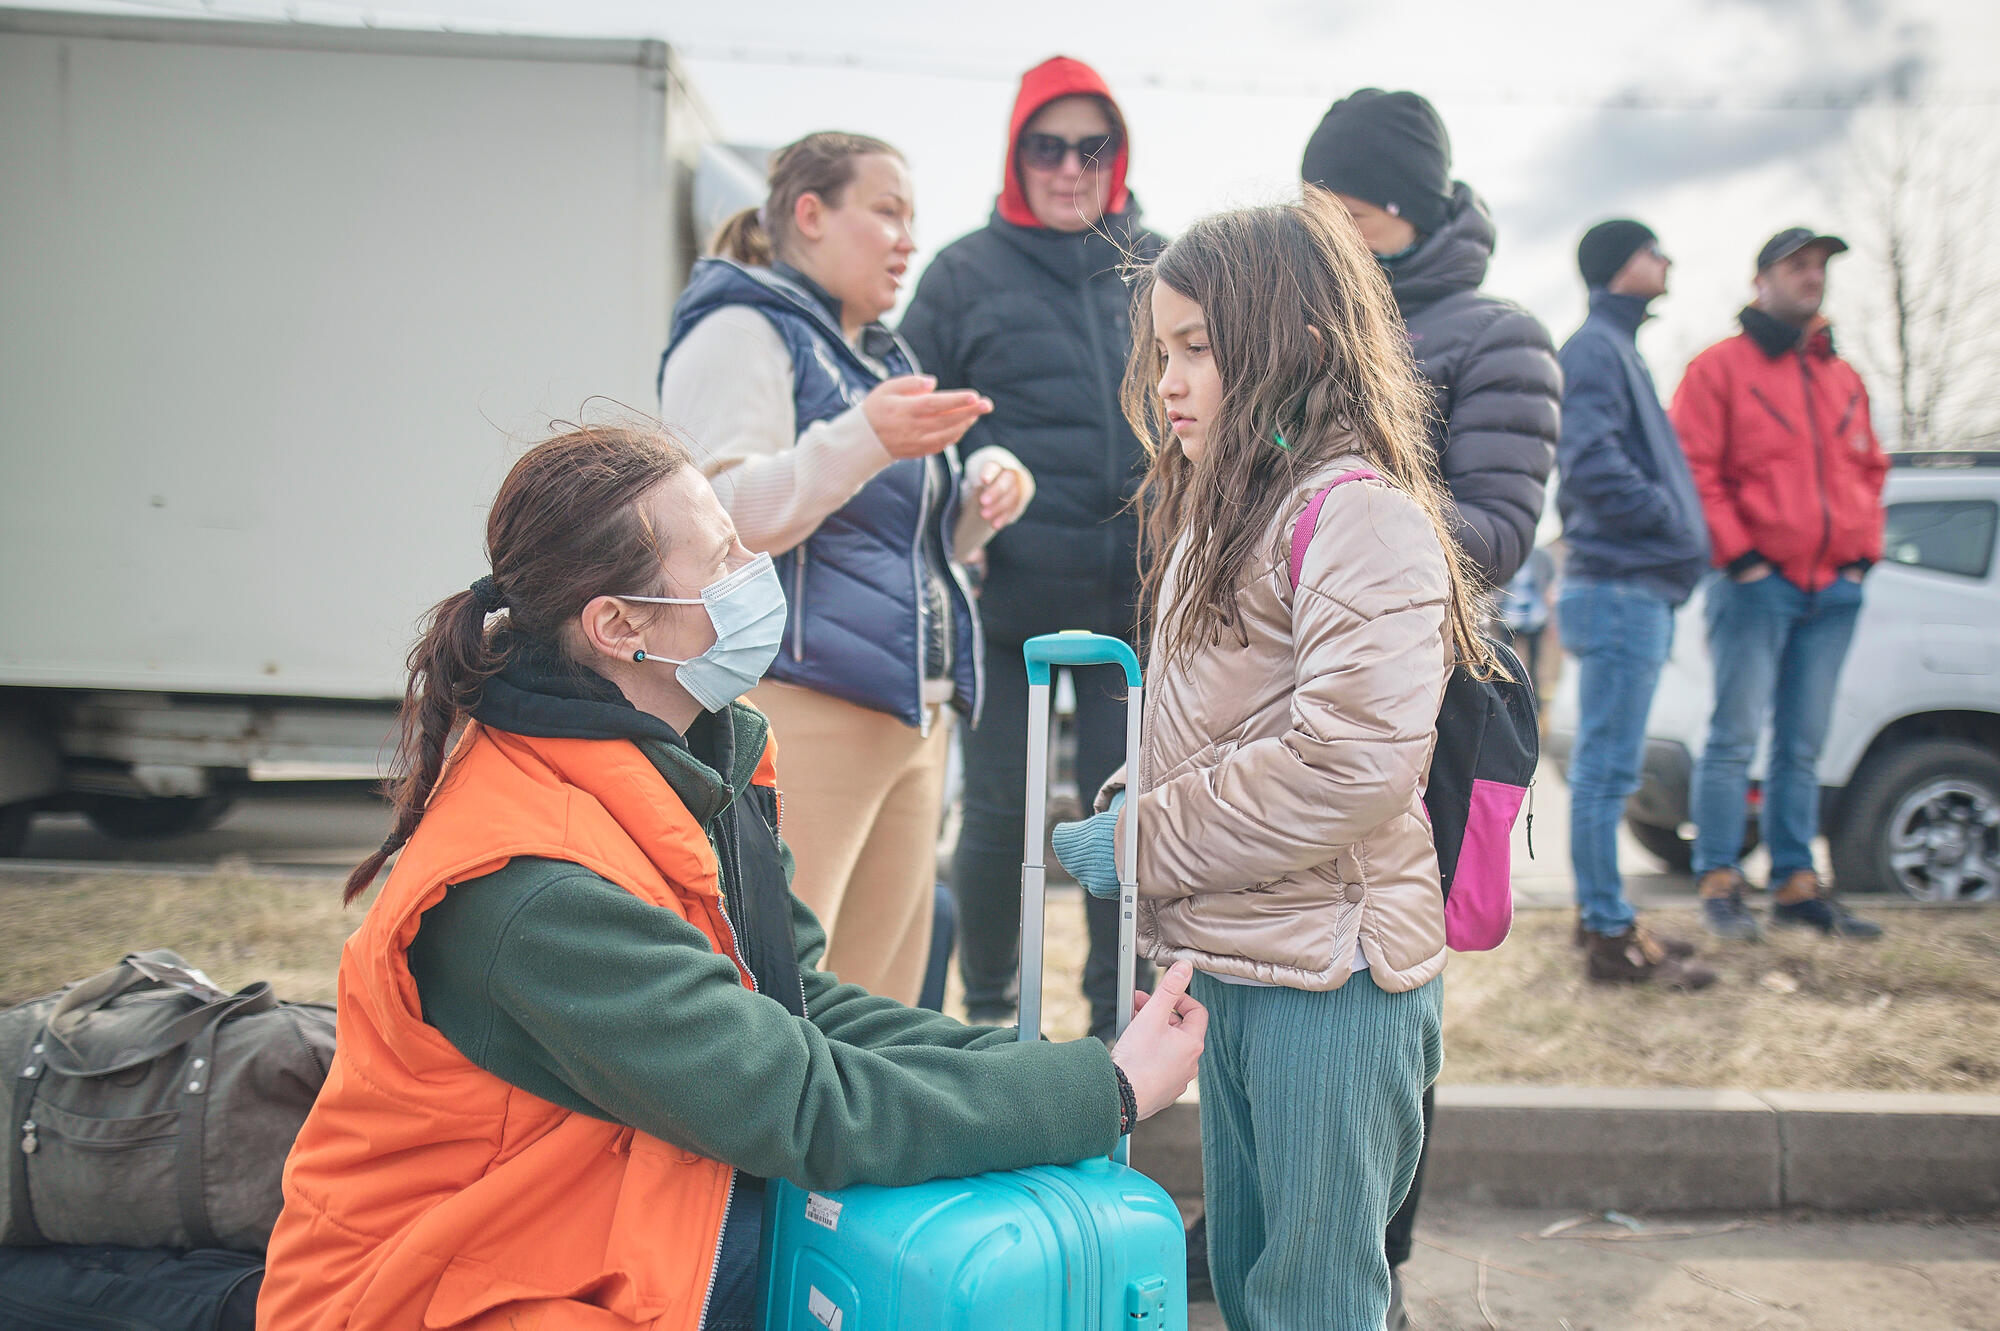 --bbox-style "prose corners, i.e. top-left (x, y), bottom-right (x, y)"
top-left (1193, 969), bottom-right (1443, 1331)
